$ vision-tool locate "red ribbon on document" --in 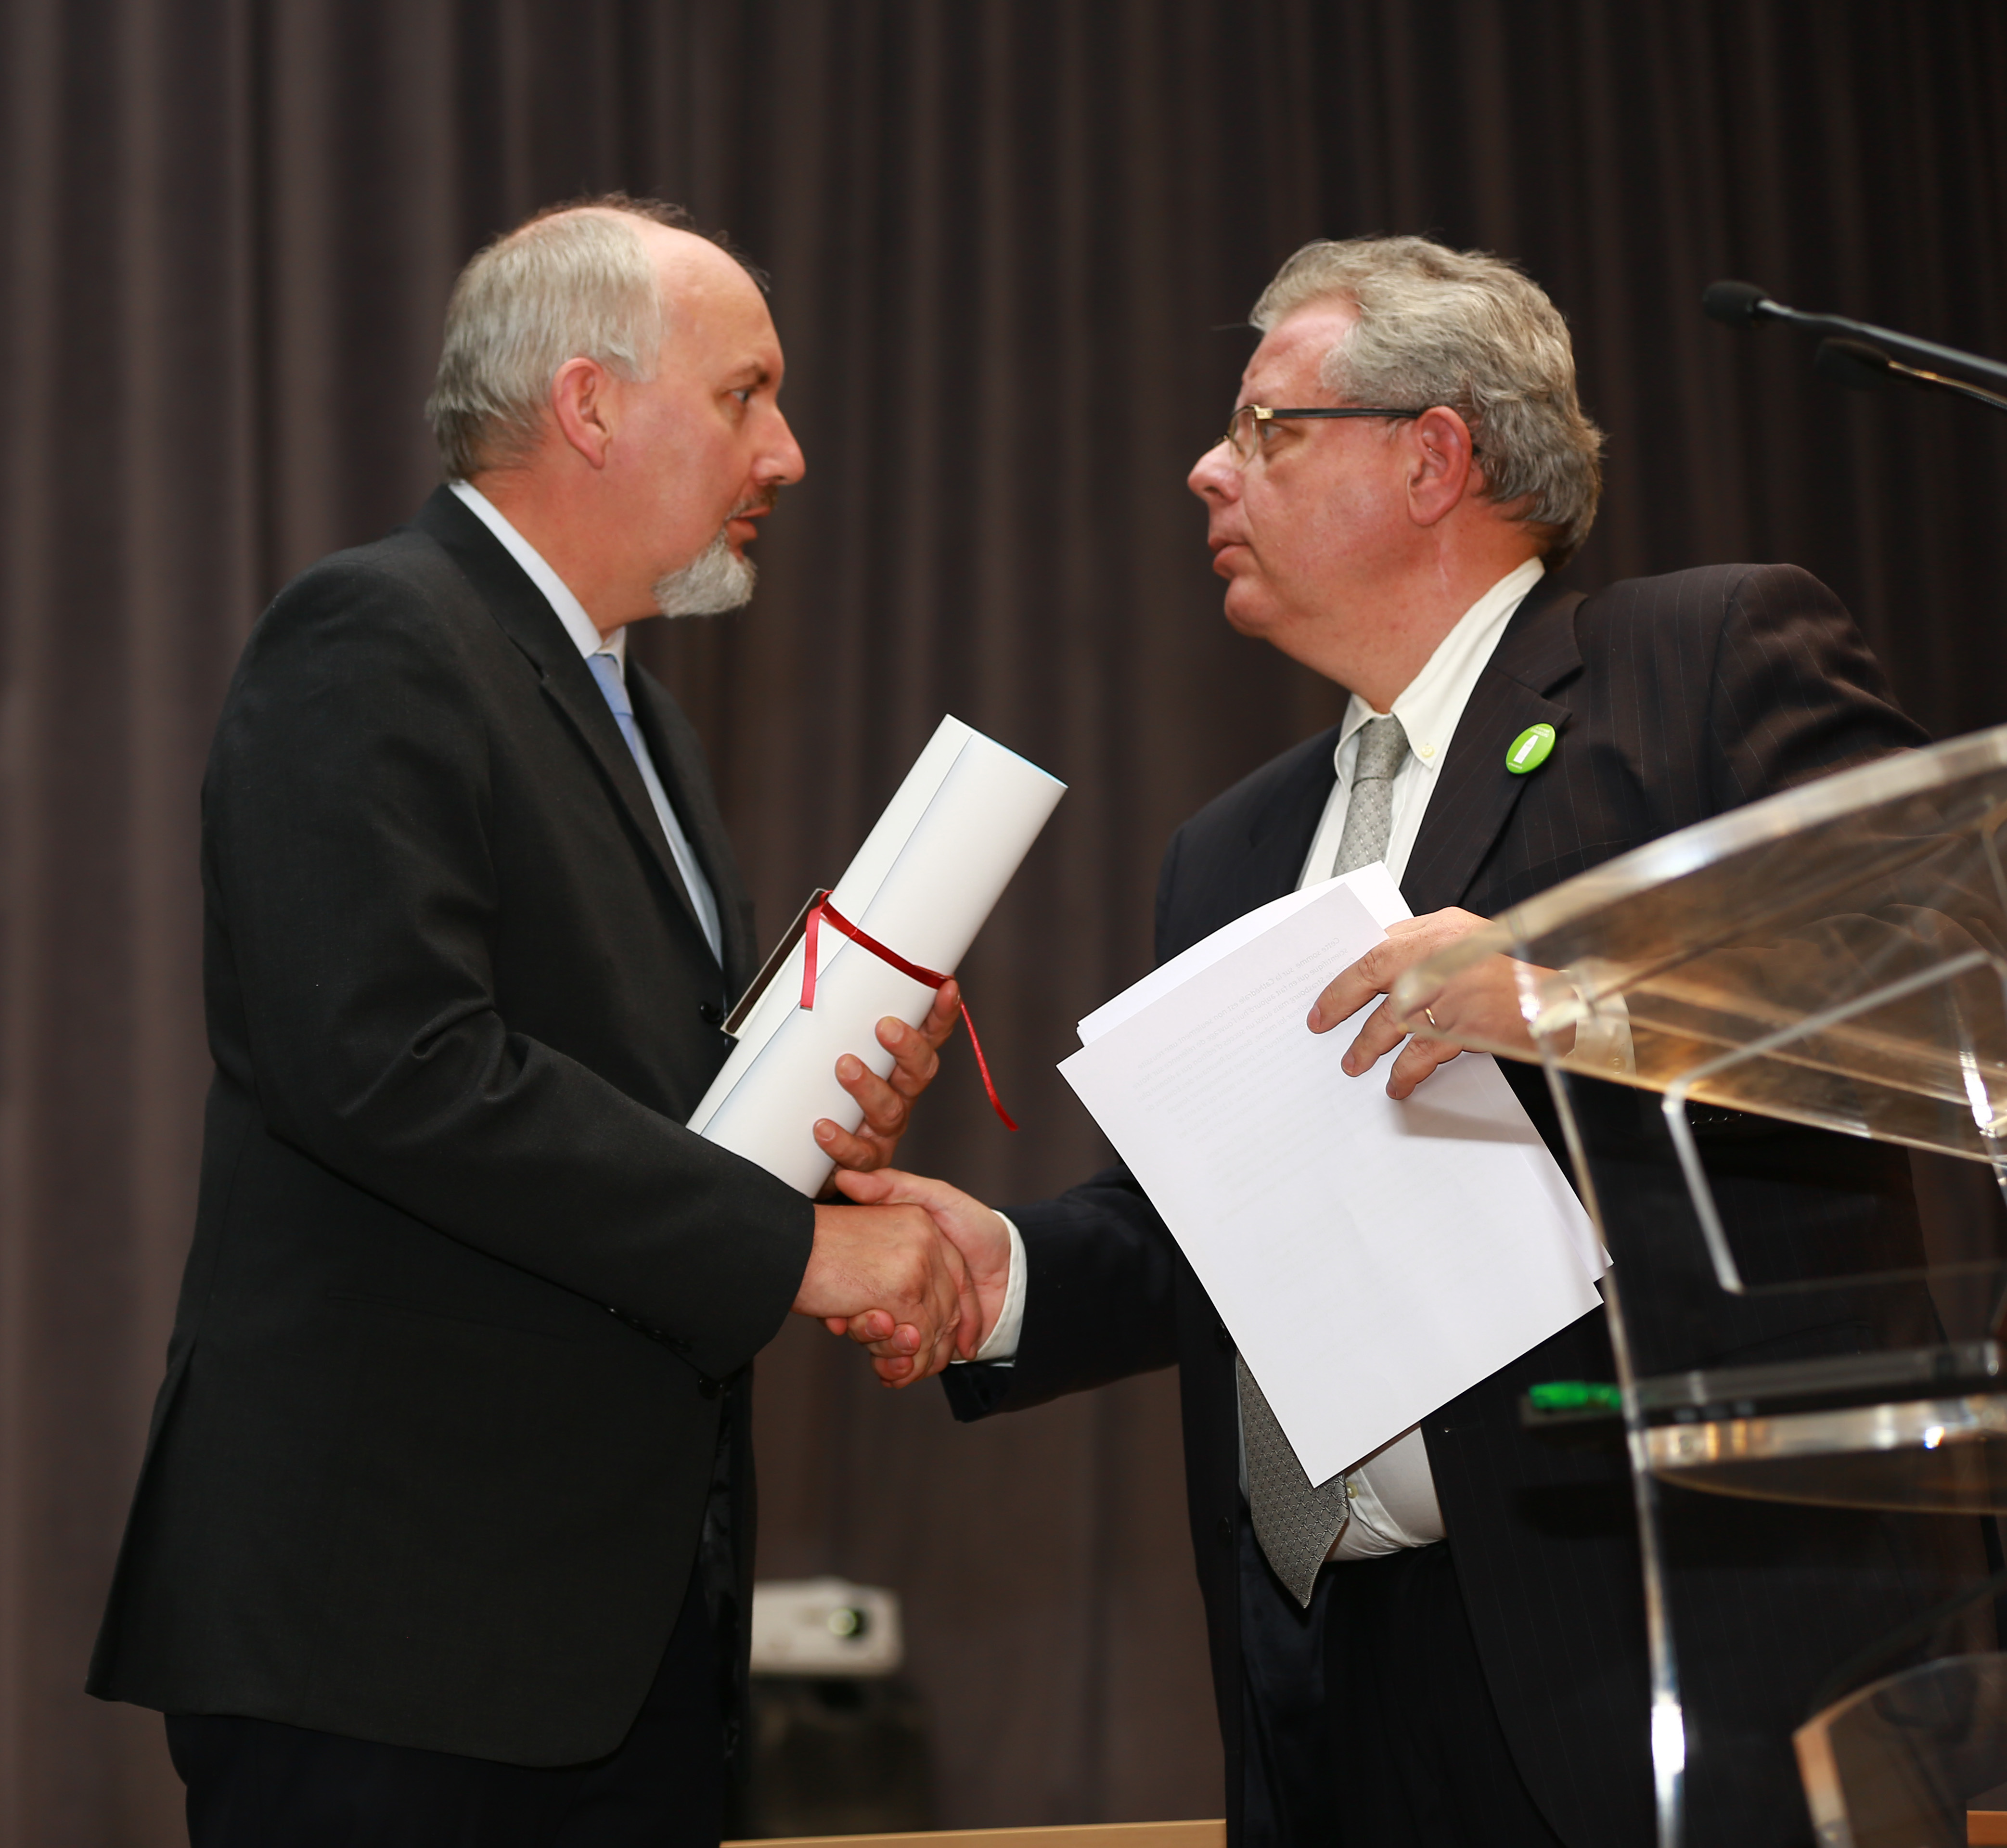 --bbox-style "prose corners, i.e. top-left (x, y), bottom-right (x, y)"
top-left (799, 896), bottom-right (1019, 1131)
